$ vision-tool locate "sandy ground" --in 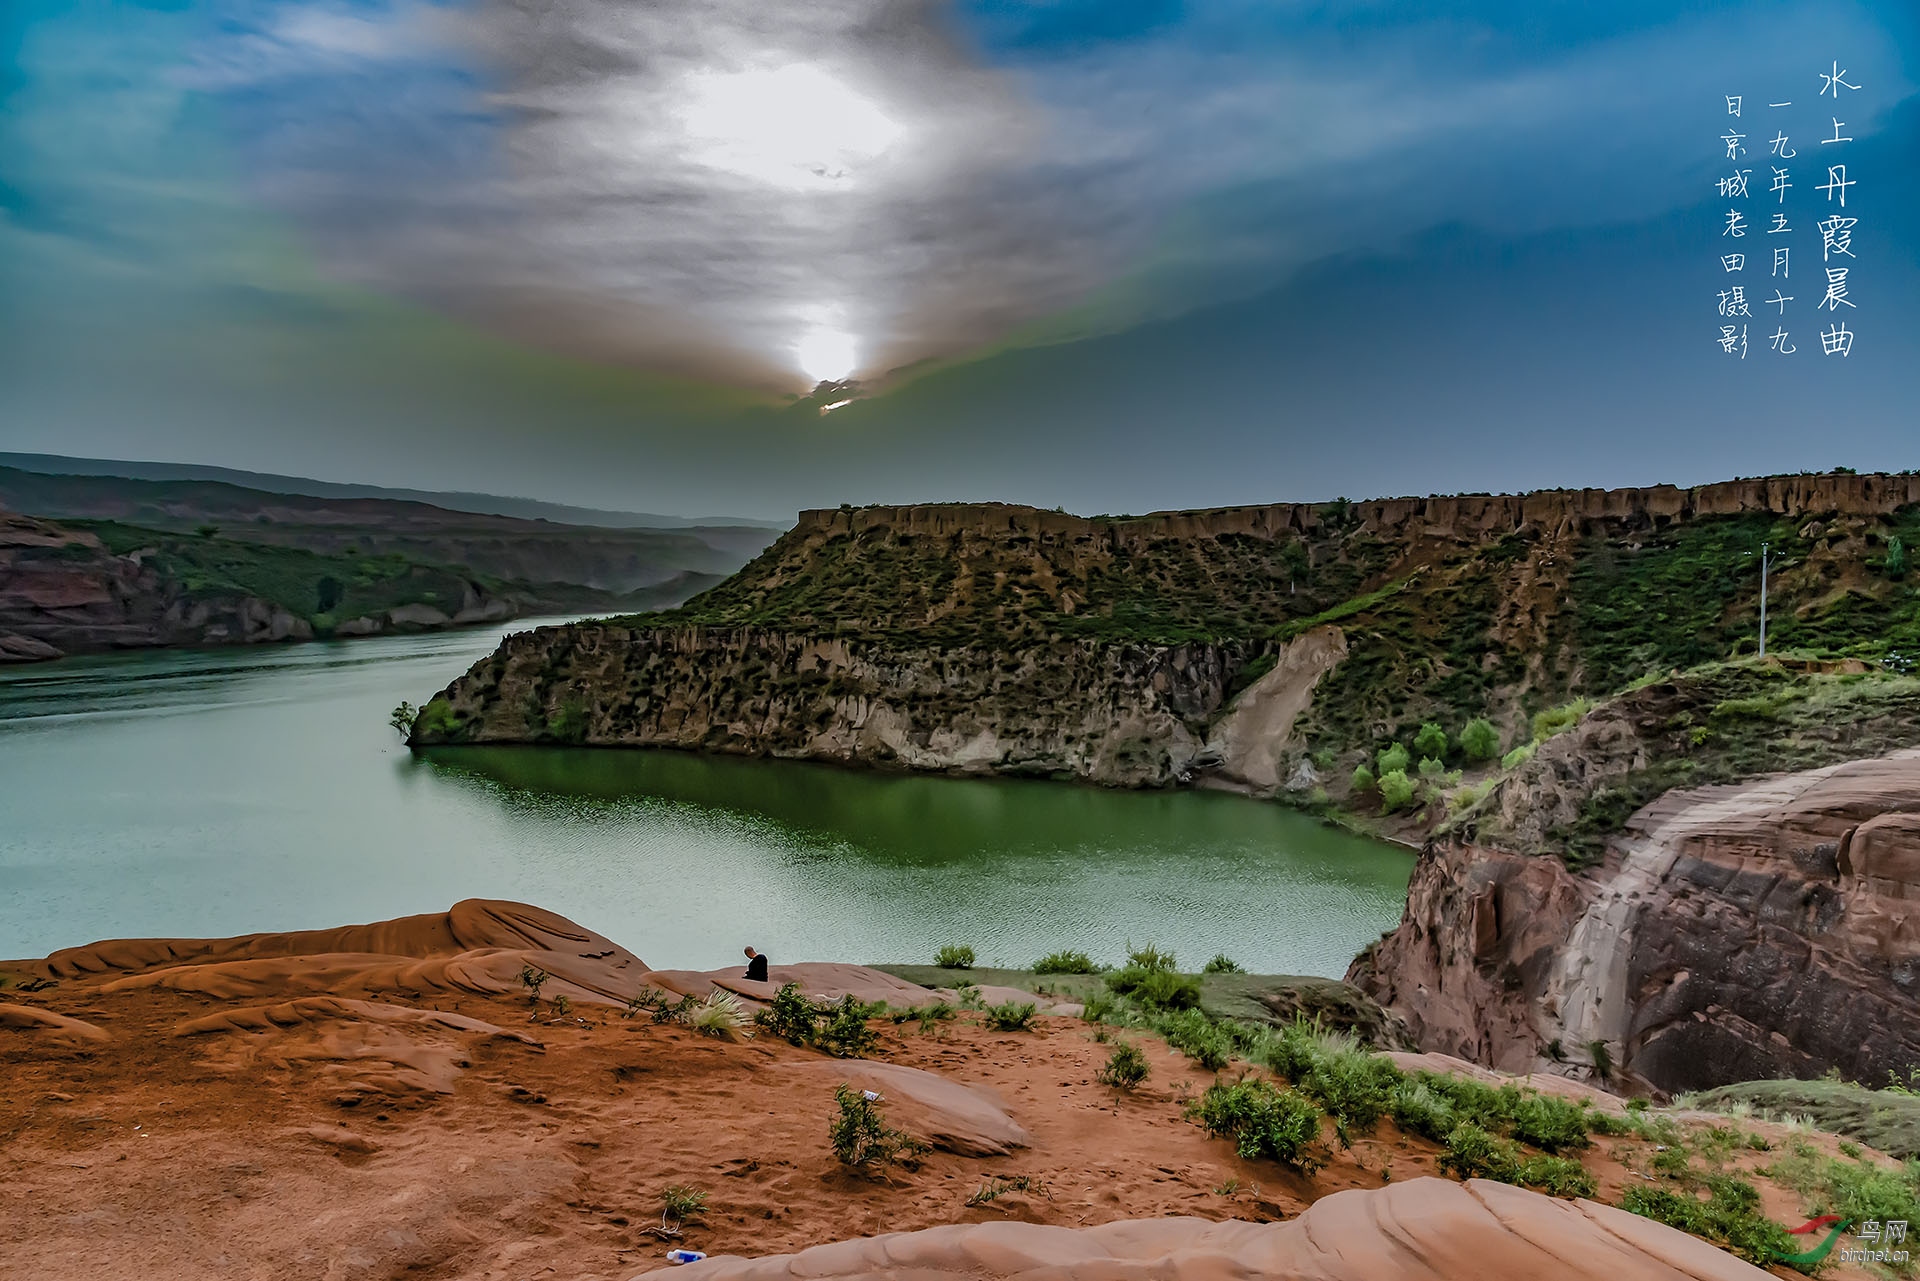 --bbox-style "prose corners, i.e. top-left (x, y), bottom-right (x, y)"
top-left (0, 902), bottom-right (1896, 1280)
